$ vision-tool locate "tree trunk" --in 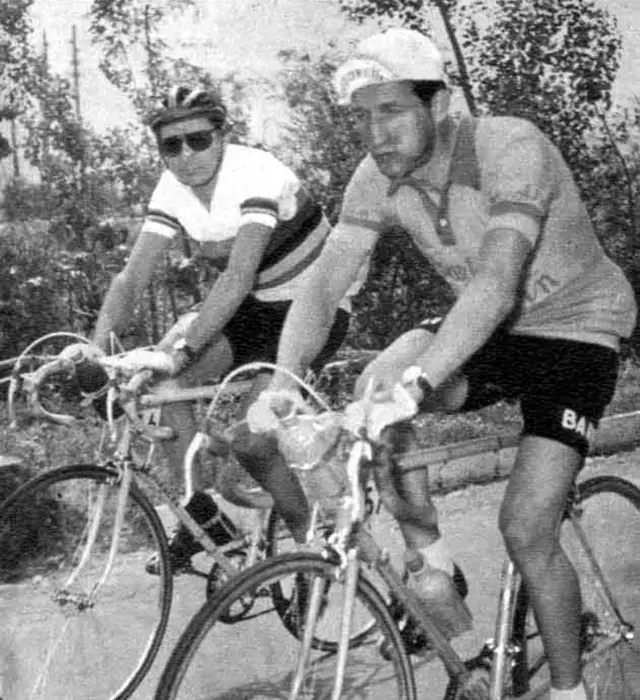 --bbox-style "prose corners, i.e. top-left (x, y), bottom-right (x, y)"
top-left (433, 0), bottom-right (477, 116)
